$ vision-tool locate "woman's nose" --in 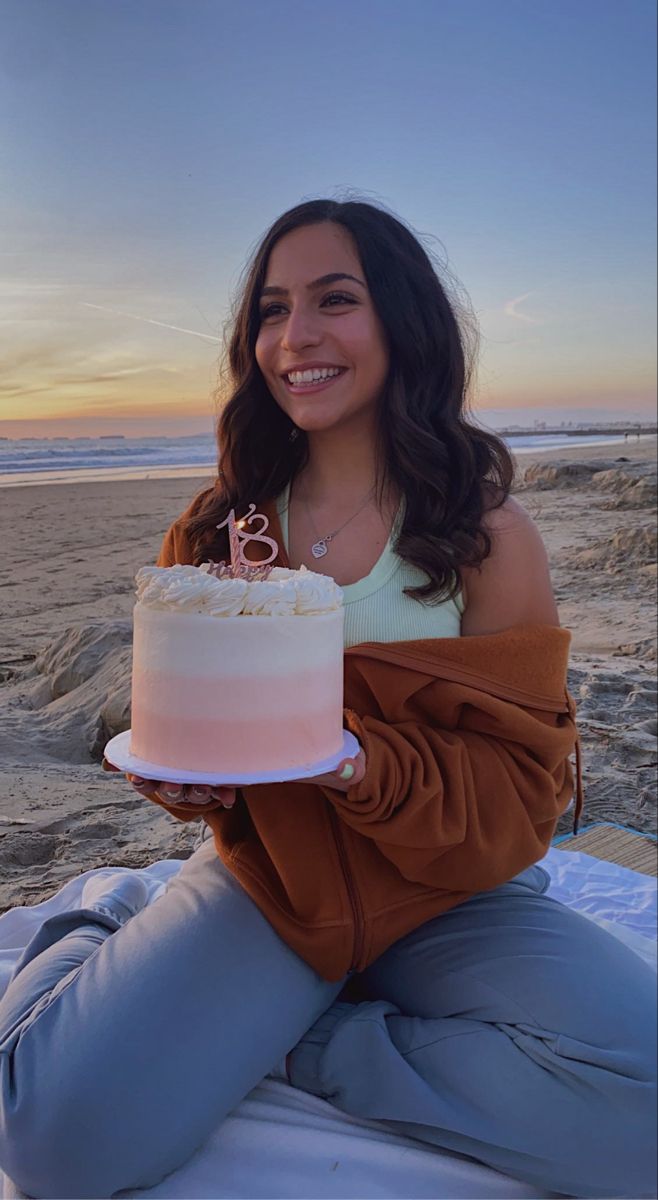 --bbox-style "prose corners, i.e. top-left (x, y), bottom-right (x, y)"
top-left (280, 307), bottom-right (322, 350)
